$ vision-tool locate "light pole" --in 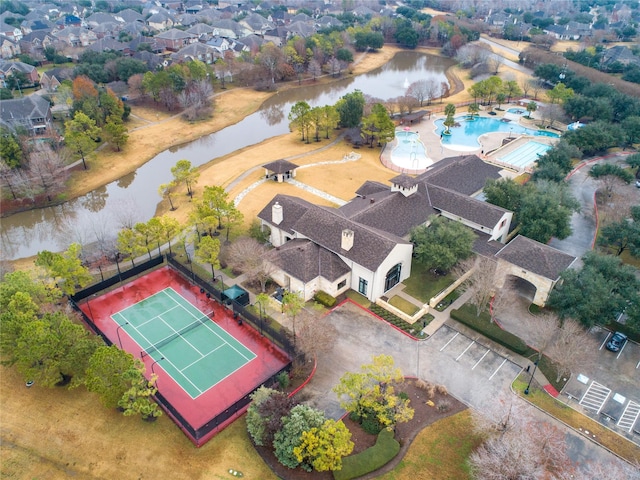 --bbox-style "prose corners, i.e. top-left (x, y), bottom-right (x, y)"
top-left (116, 322), bottom-right (129, 348)
top-left (85, 296), bottom-right (95, 321)
top-left (214, 274), bottom-right (225, 292)
top-left (524, 359), bottom-right (539, 395)
top-left (151, 357), bottom-right (164, 389)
